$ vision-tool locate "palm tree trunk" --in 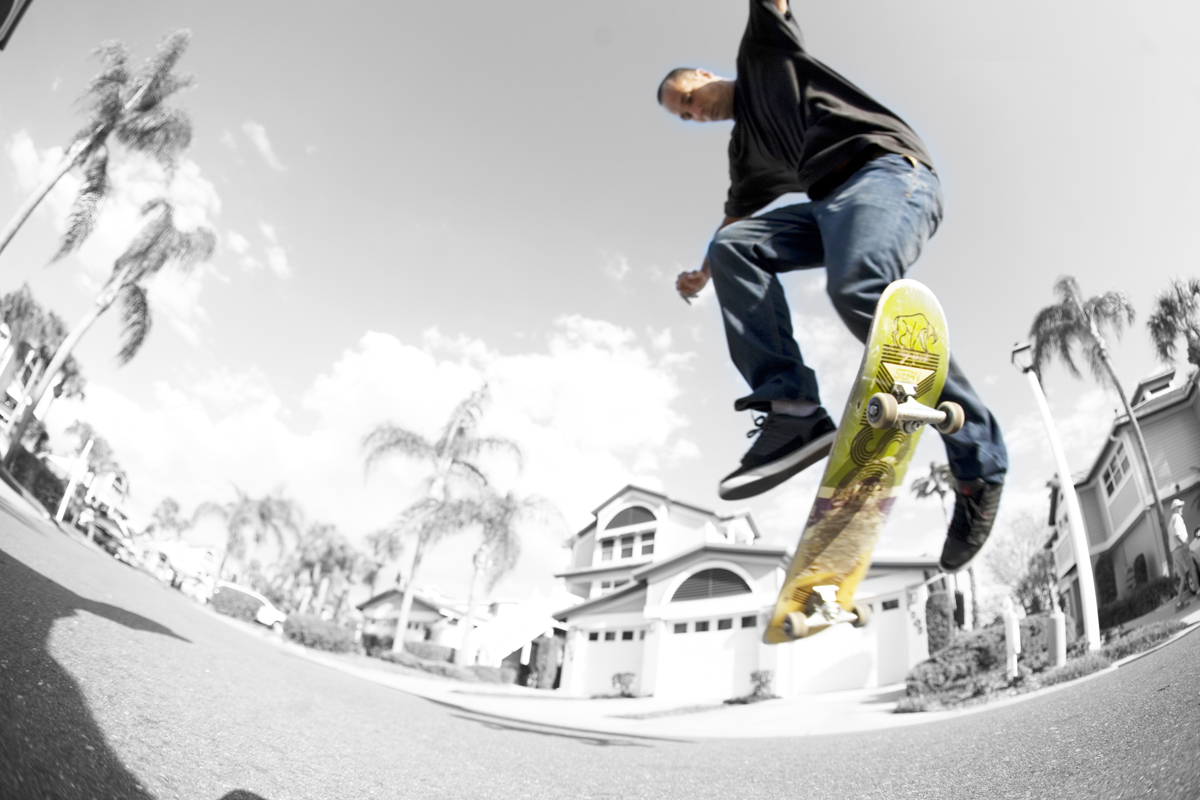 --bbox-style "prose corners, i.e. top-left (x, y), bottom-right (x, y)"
top-left (0, 138), bottom-right (92, 261)
top-left (390, 545), bottom-right (426, 653)
top-left (457, 549), bottom-right (488, 666)
top-left (1096, 346), bottom-right (1173, 575)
